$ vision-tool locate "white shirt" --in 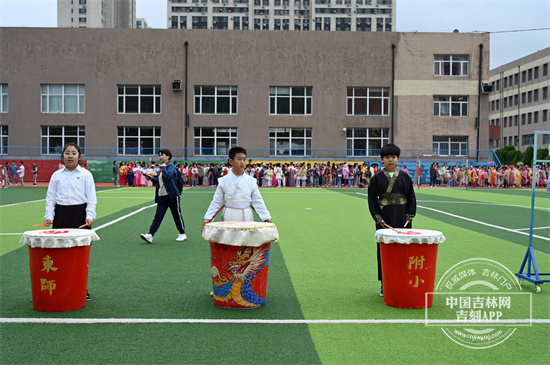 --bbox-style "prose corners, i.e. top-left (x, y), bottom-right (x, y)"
top-left (45, 165), bottom-right (97, 221)
top-left (204, 170), bottom-right (271, 221)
